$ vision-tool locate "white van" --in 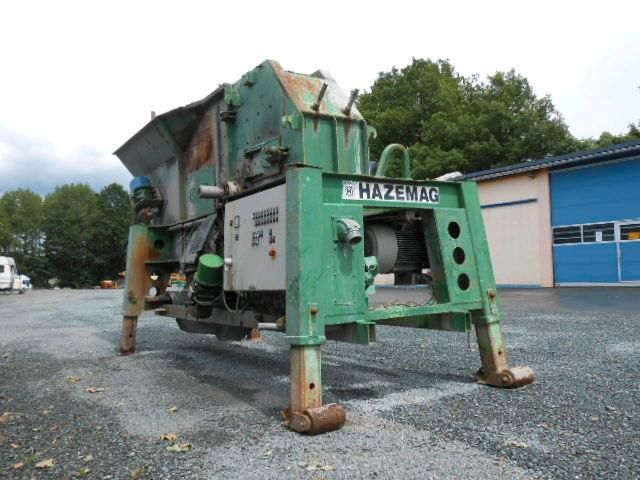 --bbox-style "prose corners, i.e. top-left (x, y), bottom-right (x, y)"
top-left (0, 256), bottom-right (25, 293)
